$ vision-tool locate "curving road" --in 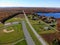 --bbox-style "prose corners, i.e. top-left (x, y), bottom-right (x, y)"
top-left (22, 21), bottom-right (35, 45)
top-left (23, 10), bottom-right (49, 45)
